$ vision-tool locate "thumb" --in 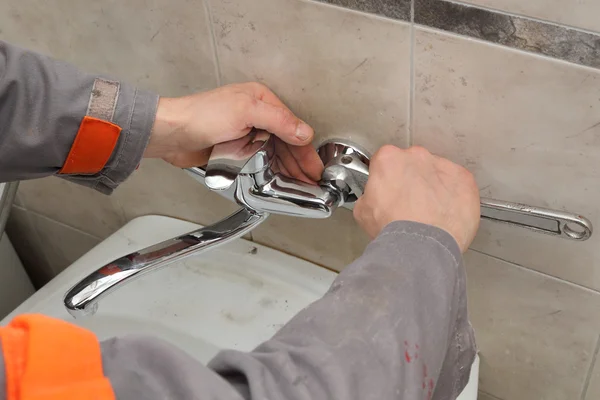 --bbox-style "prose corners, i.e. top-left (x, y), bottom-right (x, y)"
top-left (248, 100), bottom-right (314, 145)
